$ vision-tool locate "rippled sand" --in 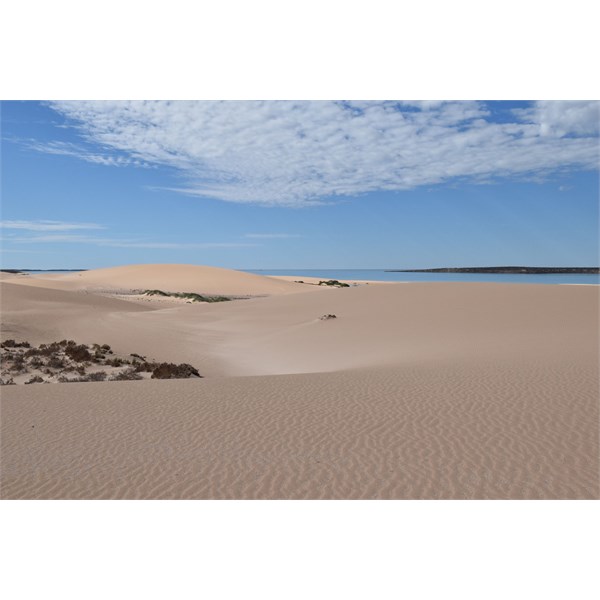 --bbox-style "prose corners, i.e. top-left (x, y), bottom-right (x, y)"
top-left (1, 265), bottom-right (598, 499)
